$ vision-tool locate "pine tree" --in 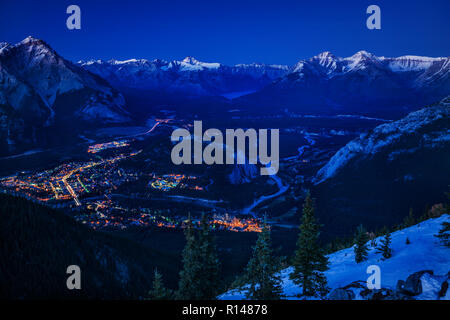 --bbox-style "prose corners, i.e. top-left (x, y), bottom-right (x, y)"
top-left (148, 269), bottom-right (172, 300)
top-left (435, 222), bottom-right (450, 247)
top-left (354, 225), bottom-right (369, 263)
top-left (376, 230), bottom-right (393, 260)
top-left (176, 216), bottom-right (202, 299)
top-left (290, 193), bottom-right (329, 298)
top-left (197, 213), bottom-right (221, 299)
top-left (176, 214), bottom-right (222, 300)
top-left (435, 190), bottom-right (450, 247)
top-left (243, 218), bottom-right (283, 300)
top-left (402, 208), bottom-right (416, 228)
